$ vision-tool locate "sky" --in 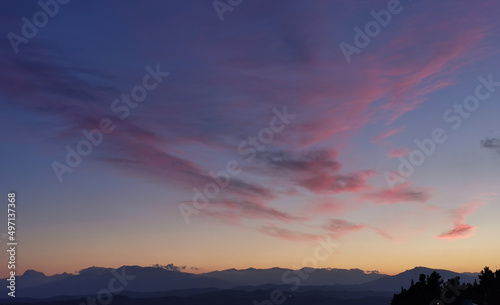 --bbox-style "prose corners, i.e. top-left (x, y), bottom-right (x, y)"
top-left (1, 0), bottom-right (500, 278)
